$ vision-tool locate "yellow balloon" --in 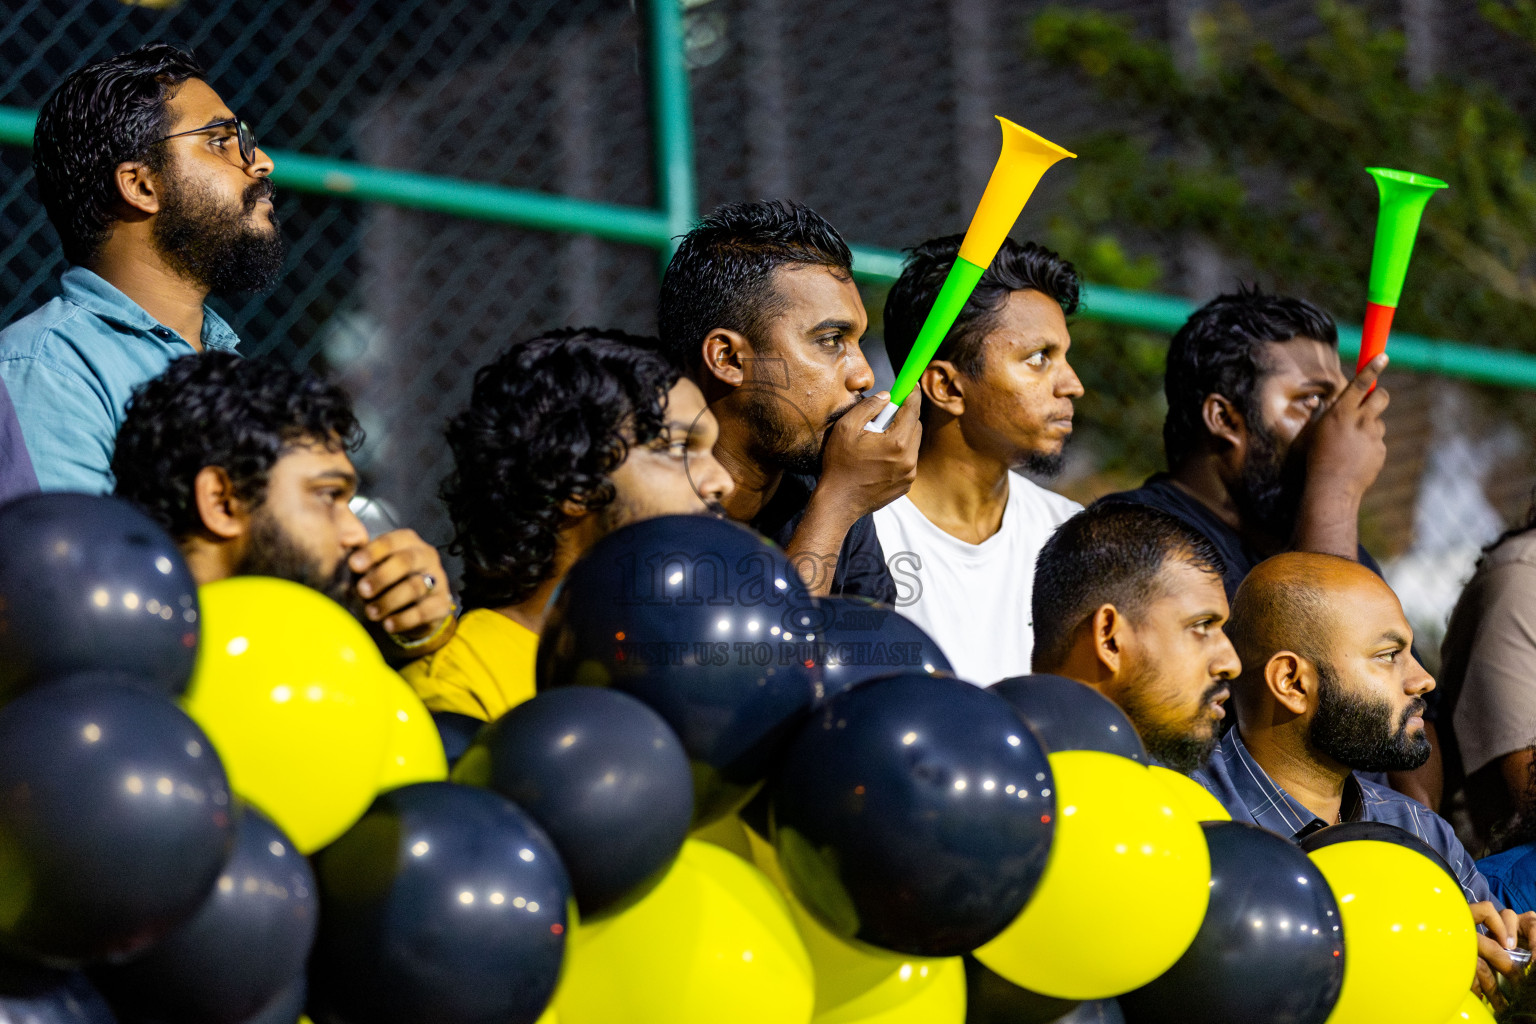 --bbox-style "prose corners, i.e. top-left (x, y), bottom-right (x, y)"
top-left (1310, 840), bottom-right (1477, 1024)
top-left (975, 750), bottom-right (1210, 1000)
top-left (183, 577), bottom-right (394, 853)
top-left (743, 828), bottom-right (962, 1024)
top-left (1446, 991), bottom-right (1495, 1023)
top-left (376, 668), bottom-right (448, 792)
top-left (693, 812), bottom-right (755, 860)
top-left (1148, 764), bottom-right (1231, 822)
top-left (556, 839), bottom-right (814, 1024)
